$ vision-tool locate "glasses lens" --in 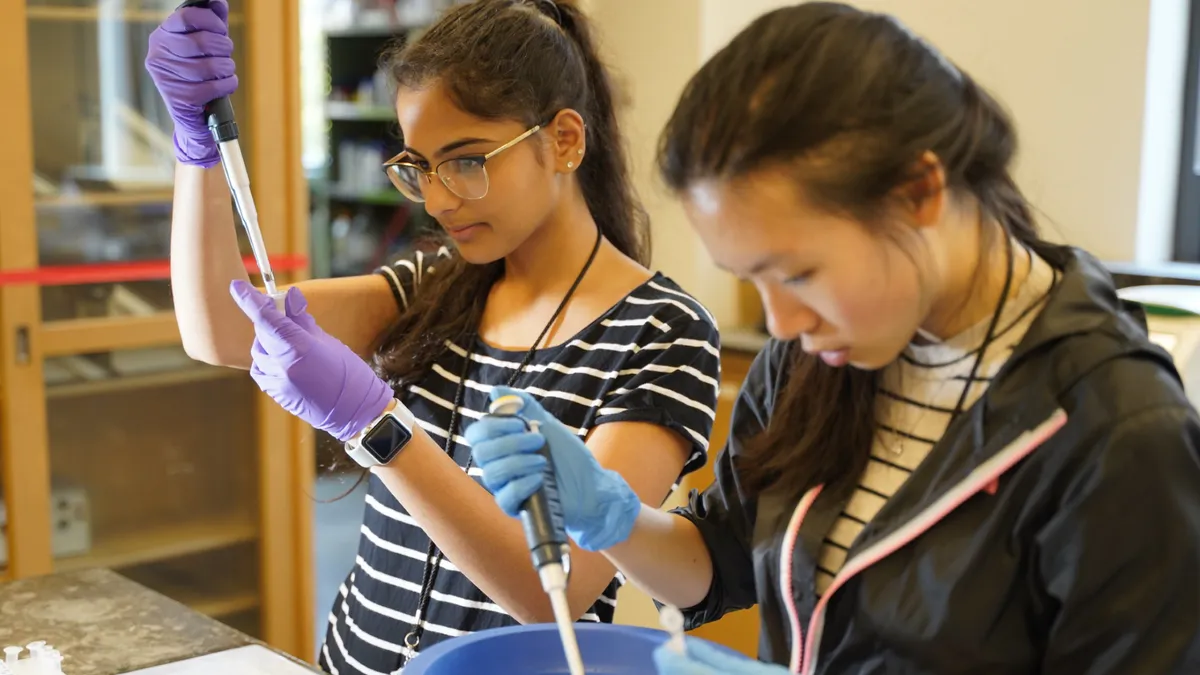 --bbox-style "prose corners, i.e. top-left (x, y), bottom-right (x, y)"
top-left (385, 164), bottom-right (426, 202)
top-left (440, 159), bottom-right (489, 200)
